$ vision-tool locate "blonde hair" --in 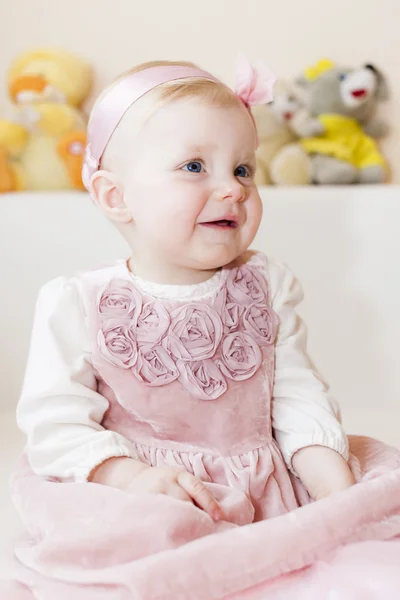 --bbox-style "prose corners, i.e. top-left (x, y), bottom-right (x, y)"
top-left (92, 60), bottom-right (243, 170)
top-left (94, 59), bottom-right (240, 113)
